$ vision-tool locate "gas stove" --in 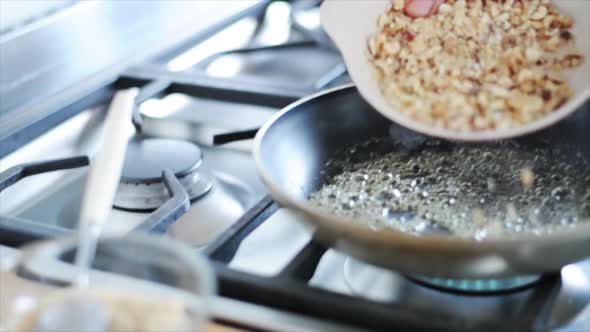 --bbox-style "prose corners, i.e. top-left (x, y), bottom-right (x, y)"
top-left (1, 1), bottom-right (589, 331)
